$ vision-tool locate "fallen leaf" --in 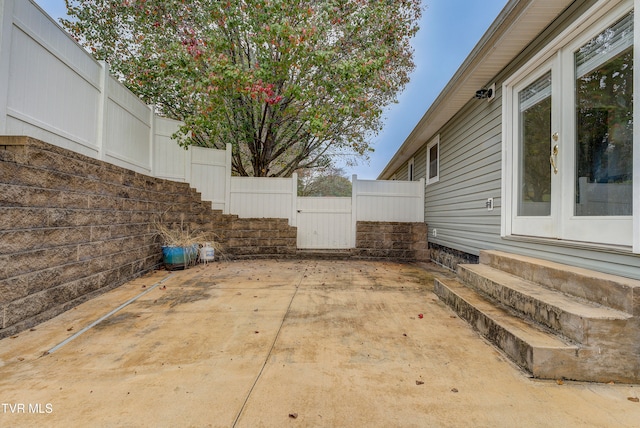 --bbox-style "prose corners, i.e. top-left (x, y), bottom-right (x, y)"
top-left (416, 380), bottom-right (424, 385)
top-left (556, 379), bottom-right (564, 385)
top-left (289, 413), bottom-right (298, 419)
top-left (628, 397), bottom-right (639, 403)
top-left (451, 388), bottom-right (459, 393)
